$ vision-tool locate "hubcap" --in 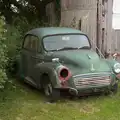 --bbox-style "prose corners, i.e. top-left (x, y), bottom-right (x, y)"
top-left (44, 84), bottom-right (52, 96)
